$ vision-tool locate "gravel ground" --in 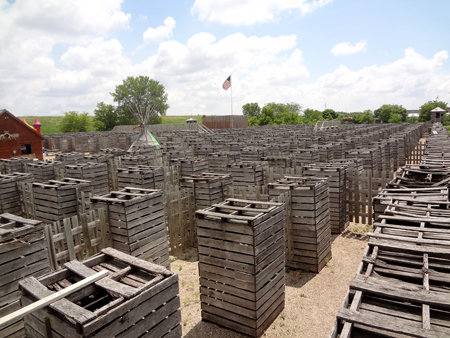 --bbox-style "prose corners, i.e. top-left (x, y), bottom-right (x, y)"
top-left (170, 222), bottom-right (370, 338)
